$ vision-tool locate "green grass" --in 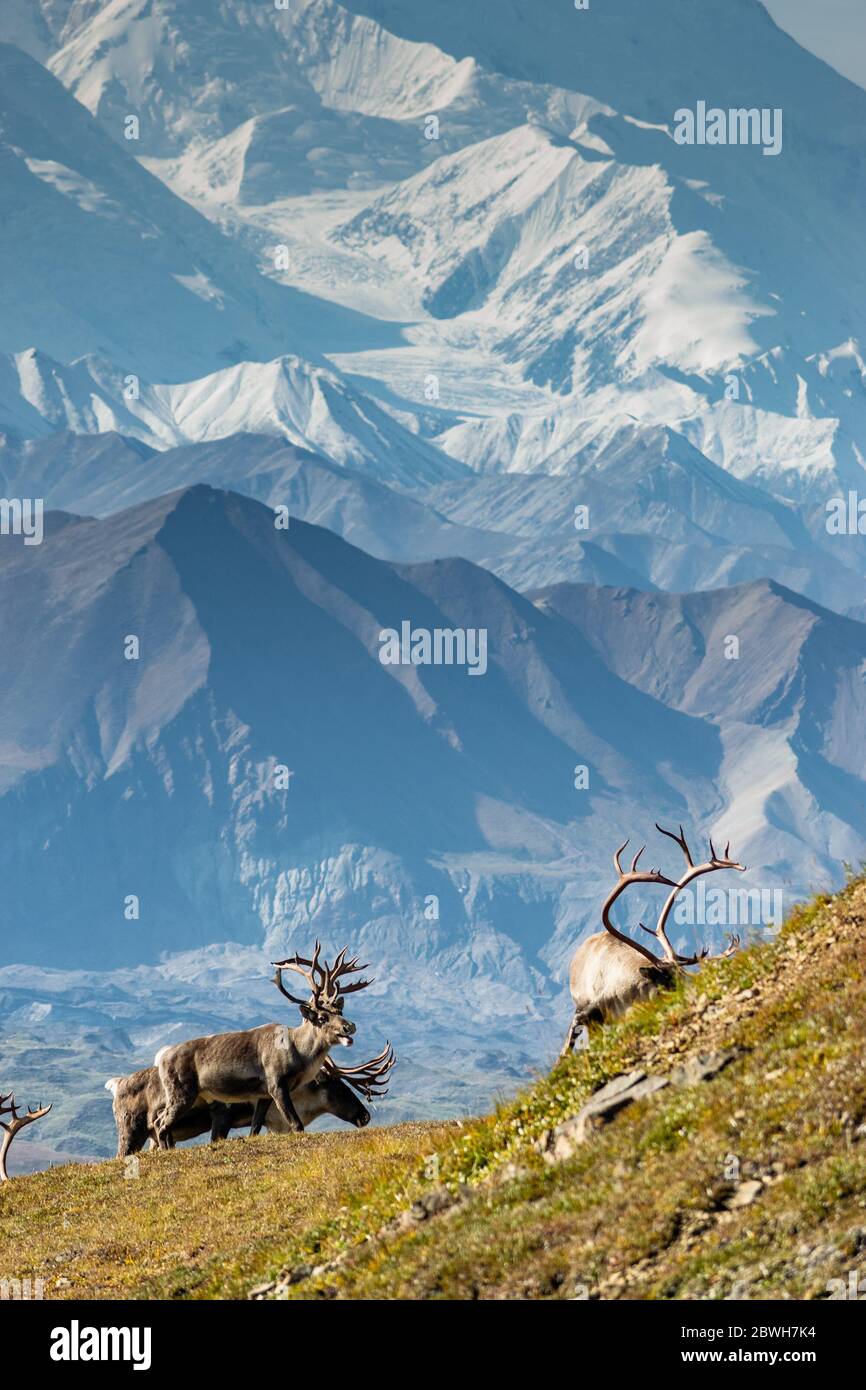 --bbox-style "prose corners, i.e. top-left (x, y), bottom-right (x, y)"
top-left (2, 884), bottom-right (865, 1300)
